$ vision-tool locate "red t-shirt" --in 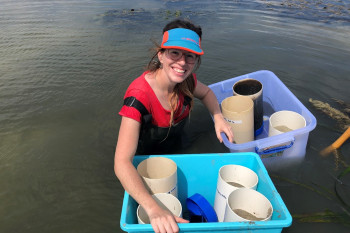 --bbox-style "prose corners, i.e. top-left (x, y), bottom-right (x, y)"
top-left (119, 71), bottom-right (197, 127)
